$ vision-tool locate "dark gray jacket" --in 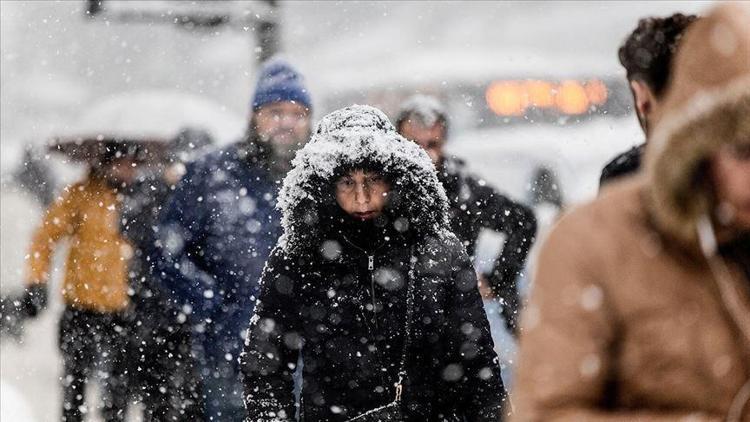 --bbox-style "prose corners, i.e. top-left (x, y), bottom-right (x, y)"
top-left (439, 157), bottom-right (536, 334)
